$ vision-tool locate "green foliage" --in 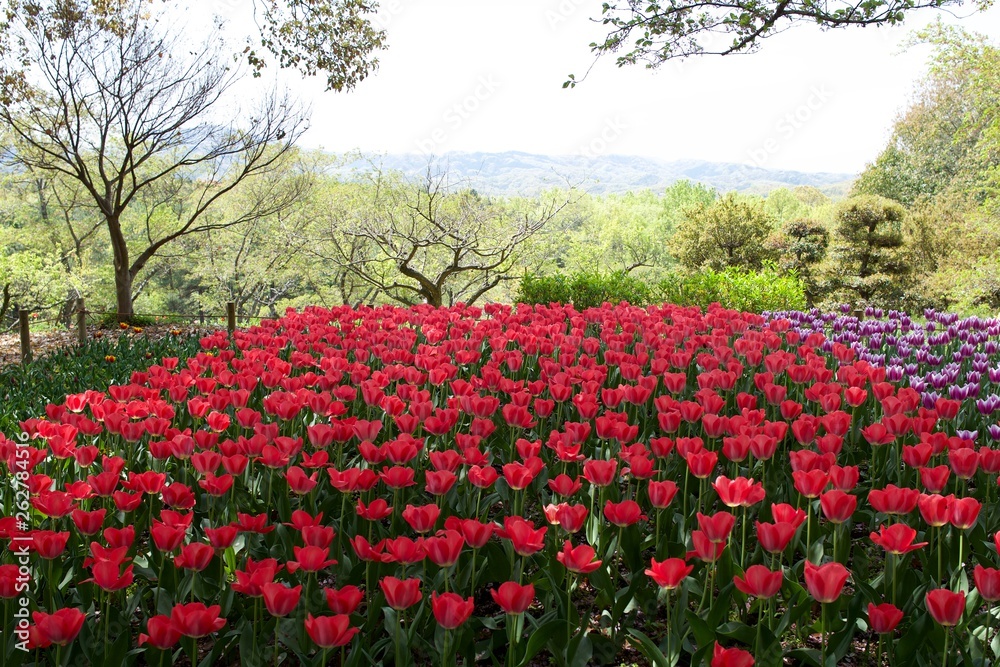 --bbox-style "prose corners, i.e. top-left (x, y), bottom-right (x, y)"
top-left (773, 218), bottom-right (830, 306)
top-left (516, 265), bottom-right (806, 313)
top-left (670, 193), bottom-right (779, 272)
top-left (854, 22), bottom-right (1000, 209)
top-left (581, 0), bottom-right (970, 79)
top-left (655, 265), bottom-right (806, 313)
top-left (515, 271), bottom-right (652, 310)
top-left (0, 332), bottom-right (204, 434)
top-left (826, 195), bottom-right (910, 307)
